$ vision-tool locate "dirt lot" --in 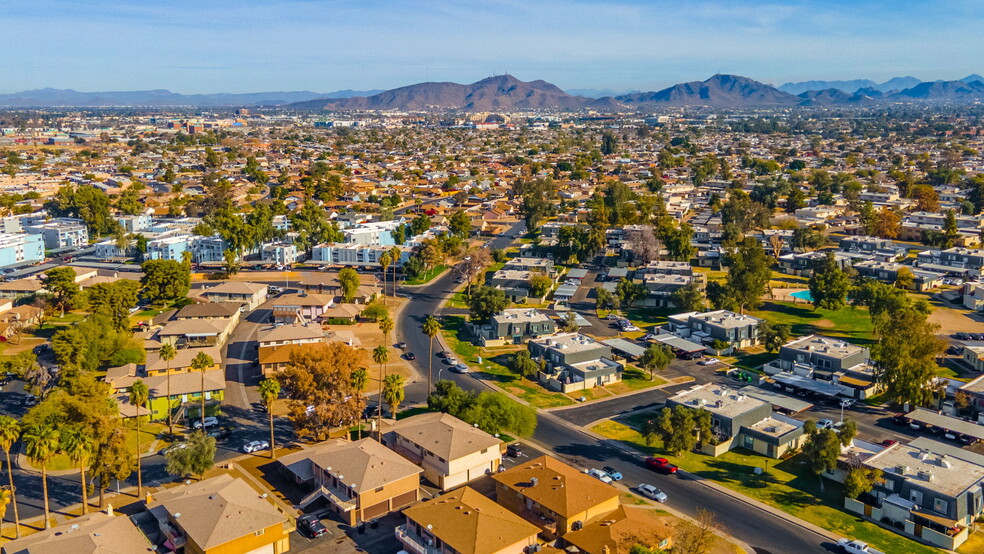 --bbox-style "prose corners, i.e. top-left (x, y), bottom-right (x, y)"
top-left (927, 300), bottom-right (984, 335)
